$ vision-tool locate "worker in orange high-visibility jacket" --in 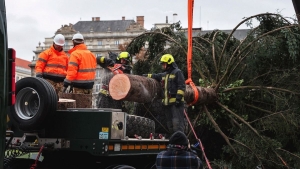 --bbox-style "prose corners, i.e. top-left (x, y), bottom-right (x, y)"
top-left (35, 34), bottom-right (68, 97)
top-left (63, 32), bottom-right (96, 94)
